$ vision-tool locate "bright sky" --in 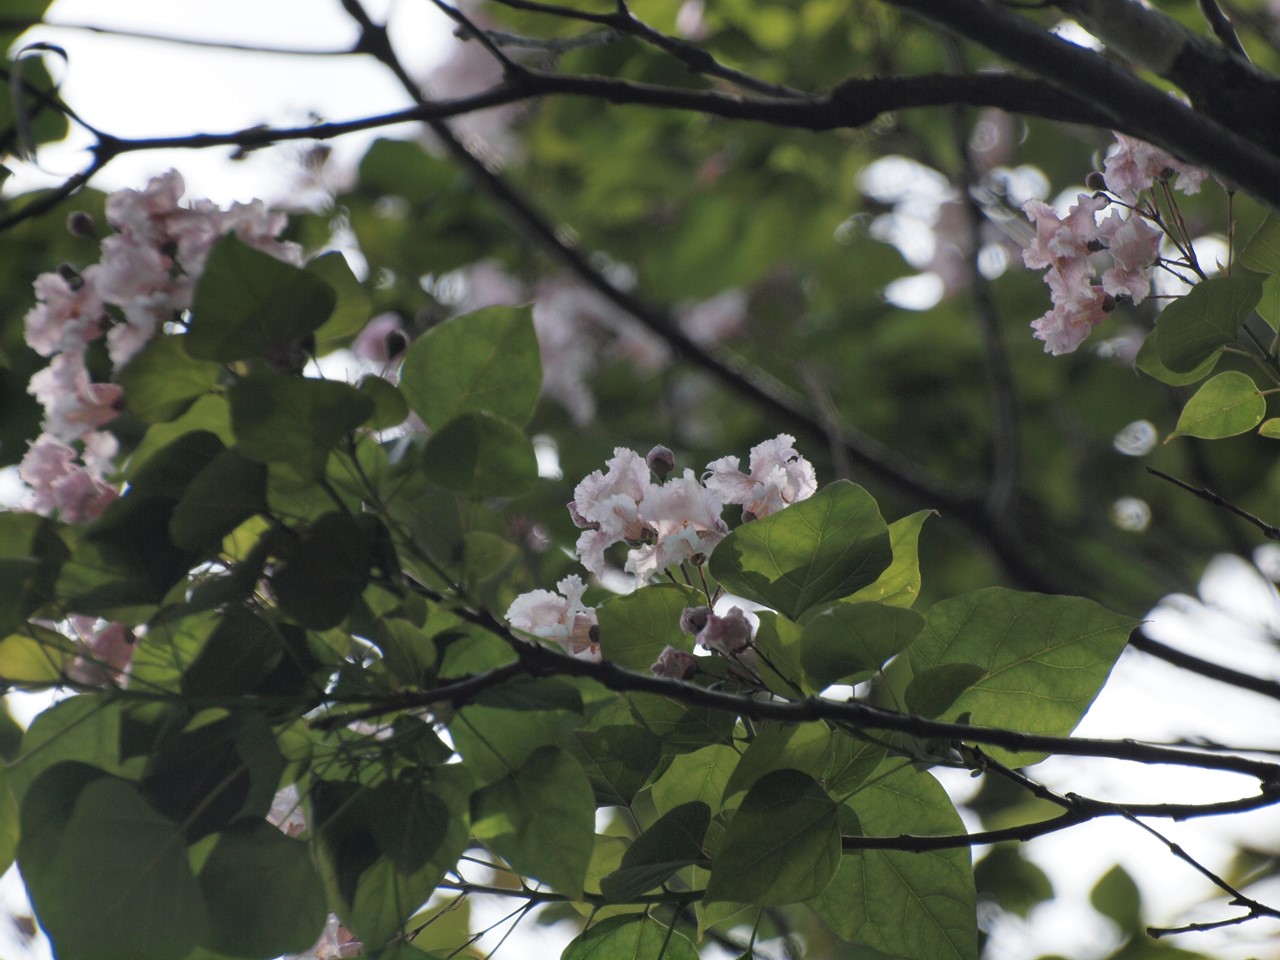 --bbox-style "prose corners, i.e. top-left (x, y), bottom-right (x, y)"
top-left (8, 0), bottom-right (452, 203)
top-left (7, 4), bottom-right (1280, 960)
